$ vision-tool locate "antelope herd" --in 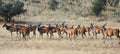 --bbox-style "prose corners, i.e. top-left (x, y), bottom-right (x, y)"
top-left (2, 22), bottom-right (120, 44)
